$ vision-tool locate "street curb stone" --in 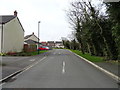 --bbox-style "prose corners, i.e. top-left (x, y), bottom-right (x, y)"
top-left (68, 50), bottom-right (120, 81)
top-left (0, 56), bottom-right (46, 84)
